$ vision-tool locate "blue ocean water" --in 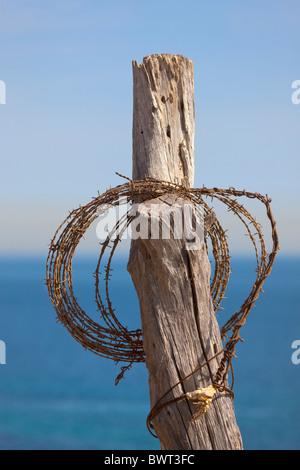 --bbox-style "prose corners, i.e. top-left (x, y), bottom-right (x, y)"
top-left (0, 253), bottom-right (299, 450)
